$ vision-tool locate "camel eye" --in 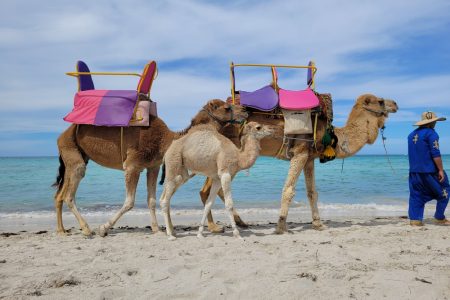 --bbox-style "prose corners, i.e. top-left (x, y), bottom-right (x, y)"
top-left (256, 125), bottom-right (262, 130)
top-left (224, 105), bottom-right (231, 111)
